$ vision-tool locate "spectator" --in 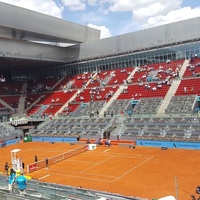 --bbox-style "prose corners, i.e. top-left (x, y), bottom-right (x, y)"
top-left (184, 87), bottom-right (188, 93)
top-left (15, 171), bottom-right (27, 196)
top-left (117, 132), bottom-right (122, 140)
top-left (8, 168), bottom-right (16, 193)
